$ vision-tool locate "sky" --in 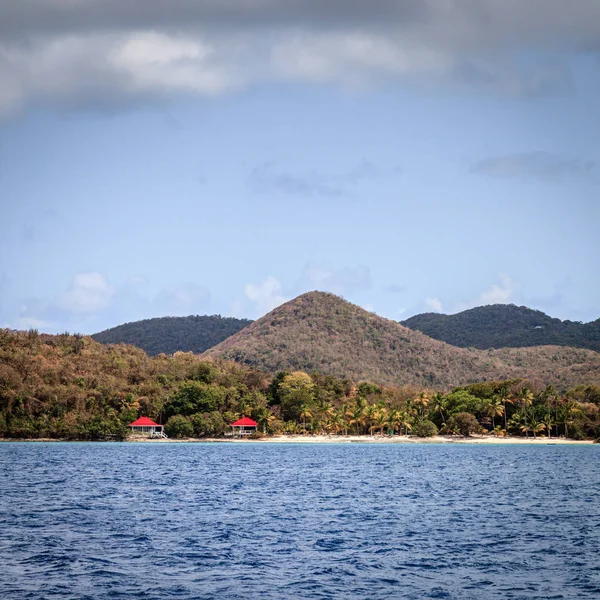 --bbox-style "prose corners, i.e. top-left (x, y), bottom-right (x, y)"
top-left (0, 0), bottom-right (599, 334)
